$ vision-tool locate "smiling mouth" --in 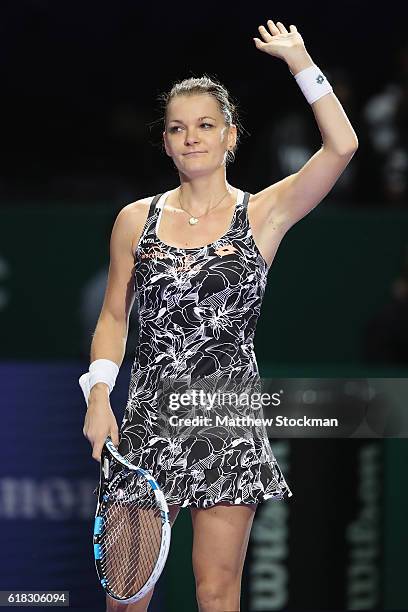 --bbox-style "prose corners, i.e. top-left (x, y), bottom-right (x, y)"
top-left (184, 152), bottom-right (206, 156)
